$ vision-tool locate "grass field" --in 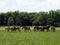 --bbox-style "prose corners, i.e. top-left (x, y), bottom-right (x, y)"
top-left (0, 30), bottom-right (60, 45)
